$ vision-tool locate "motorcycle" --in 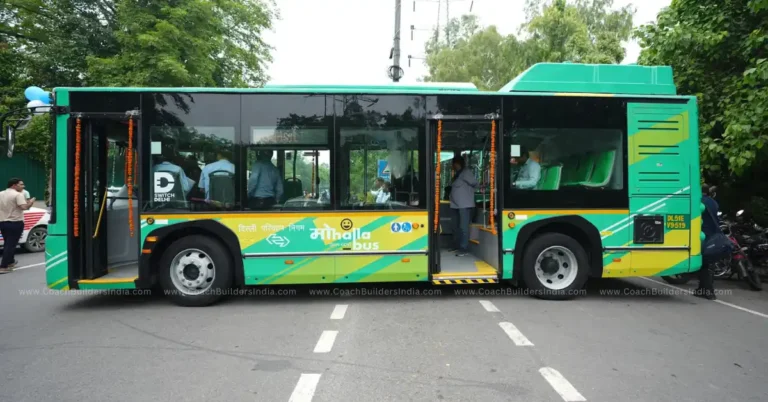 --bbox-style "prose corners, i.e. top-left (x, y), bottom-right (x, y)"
top-left (661, 210), bottom-right (763, 290)
top-left (718, 210), bottom-right (764, 290)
